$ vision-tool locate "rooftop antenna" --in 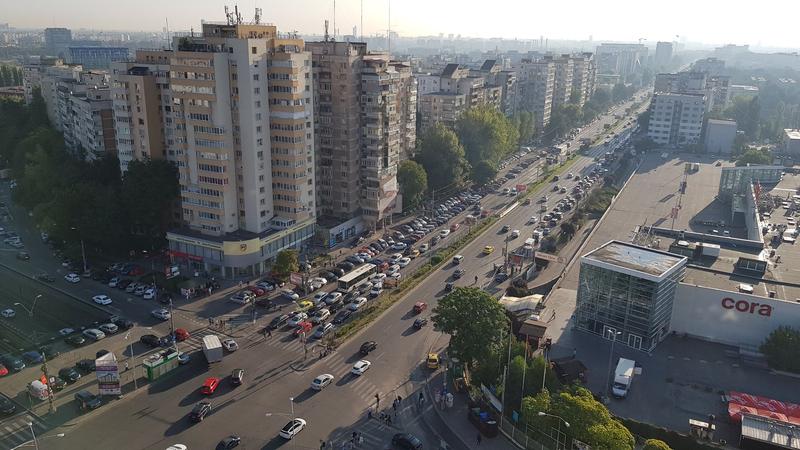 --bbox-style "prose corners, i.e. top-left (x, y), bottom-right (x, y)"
top-left (333, 0), bottom-right (336, 41)
top-left (387, 0), bottom-right (391, 55)
top-left (254, 7), bottom-right (262, 24)
top-left (165, 17), bottom-right (171, 50)
top-left (324, 20), bottom-right (329, 42)
top-left (225, 6), bottom-right (233, 25)
top-left (360, 0), bottom-right (363, 41)
top-left (235, 5), bottom-right (243, 24)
